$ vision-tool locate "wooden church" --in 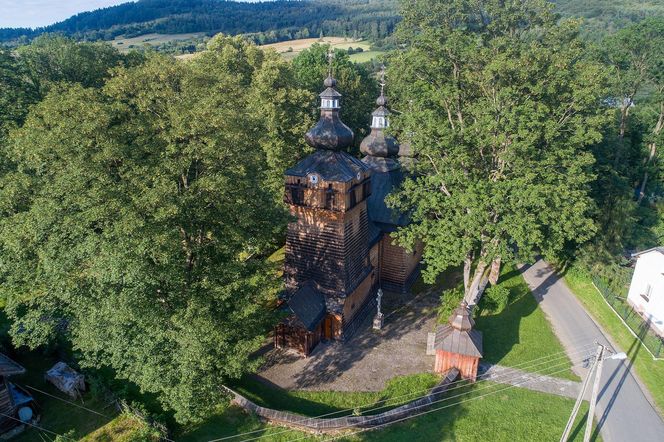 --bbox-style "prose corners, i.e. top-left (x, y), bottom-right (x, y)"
top-left (275, 72), bottom-right (422, 356)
